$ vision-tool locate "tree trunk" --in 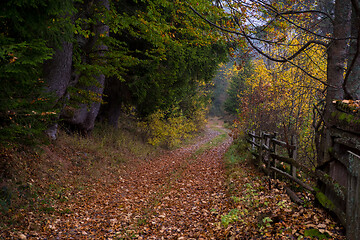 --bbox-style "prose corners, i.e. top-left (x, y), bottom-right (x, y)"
top-left (318, 0), bottom-right (352, 165)
top-left (98, 77), bottom-right (133, 128)
top-left (345, 1), bottom-right (360, 99)
top-left (43, 42), bottom-right (73, 139)
top-left (62, 0), bottom-right (109, 134)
